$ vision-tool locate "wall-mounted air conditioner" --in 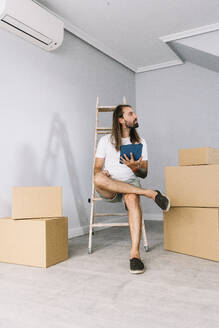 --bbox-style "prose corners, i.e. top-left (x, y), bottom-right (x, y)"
top-left (0, 0), bottom-right (64, 51)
